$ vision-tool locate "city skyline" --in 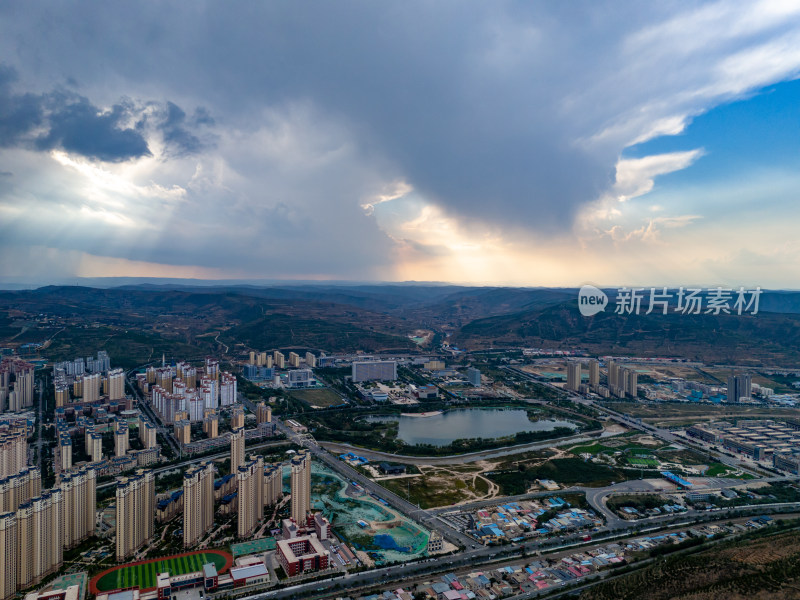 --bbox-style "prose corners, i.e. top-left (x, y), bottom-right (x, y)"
top-left (1, 2), bottom-right (800, 287)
